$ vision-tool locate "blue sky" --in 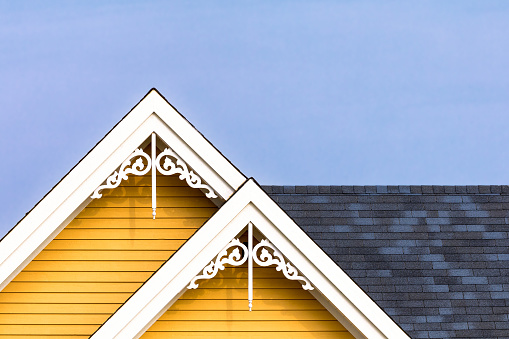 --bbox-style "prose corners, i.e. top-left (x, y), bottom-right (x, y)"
top-left (1, 1), bottom-right (509, 237)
